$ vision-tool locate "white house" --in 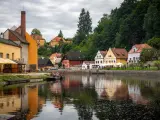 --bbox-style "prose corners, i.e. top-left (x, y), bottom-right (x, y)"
top-left (95, 50), bottom-right (107, 67)
top-left (128, 44), bottom-right (151, 63)
top-left (82, 61), bottom-right (95, 70)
